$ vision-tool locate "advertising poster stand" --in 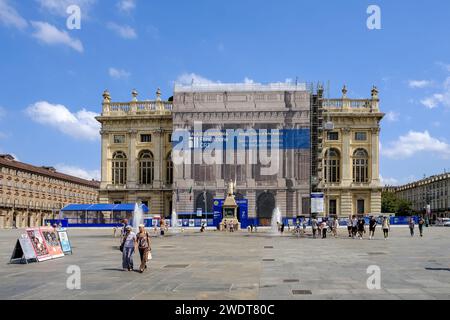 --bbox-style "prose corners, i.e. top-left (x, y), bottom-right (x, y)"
top-left (10, 234), bottom-right (37, 264)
